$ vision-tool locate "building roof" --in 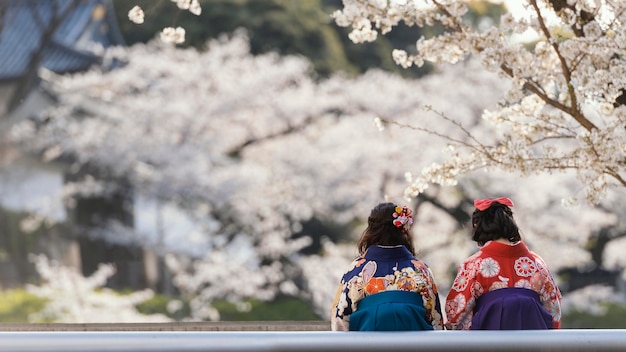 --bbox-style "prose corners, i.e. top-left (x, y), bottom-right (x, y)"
top-left (0, 0), bottom-right (125, 81)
